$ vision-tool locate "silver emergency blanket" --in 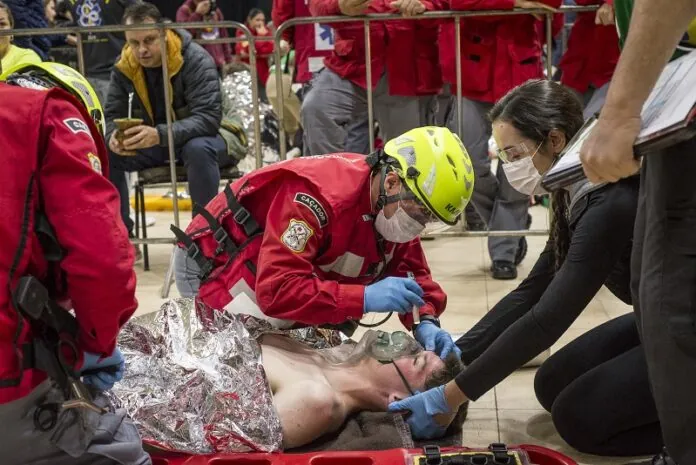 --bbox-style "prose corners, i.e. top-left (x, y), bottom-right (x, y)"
top-left (221, 70), bottom-right (279, 172)
top-left (239, 314), bottom-right (343, 350)
top-left (108, 298), bottom-right (283, 454)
